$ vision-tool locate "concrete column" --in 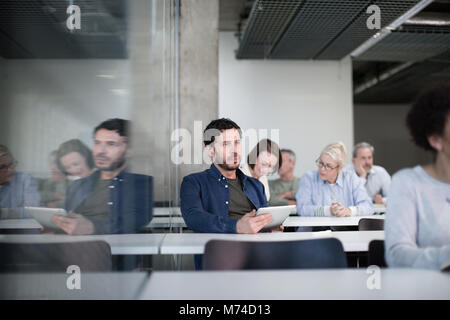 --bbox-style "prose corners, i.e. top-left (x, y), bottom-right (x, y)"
top-left (178, 0), bottom-right (219, 185)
